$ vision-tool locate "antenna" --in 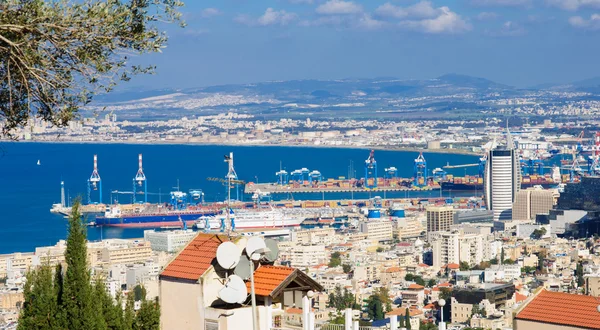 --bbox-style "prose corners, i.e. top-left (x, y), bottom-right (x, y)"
top-left (216, 242), bottom-right (241, 269)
